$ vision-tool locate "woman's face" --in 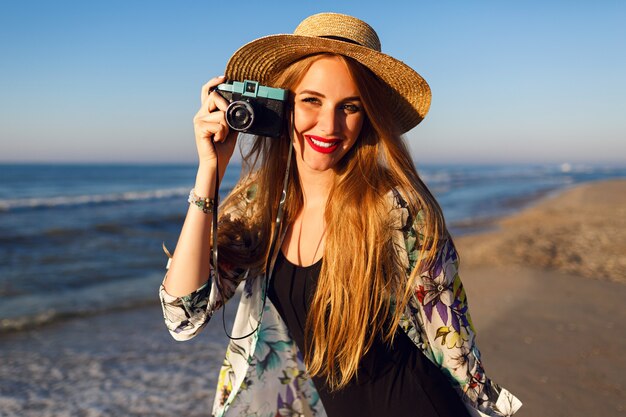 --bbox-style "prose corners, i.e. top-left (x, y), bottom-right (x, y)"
top-left (291, 56), bottom-right (364, 174)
